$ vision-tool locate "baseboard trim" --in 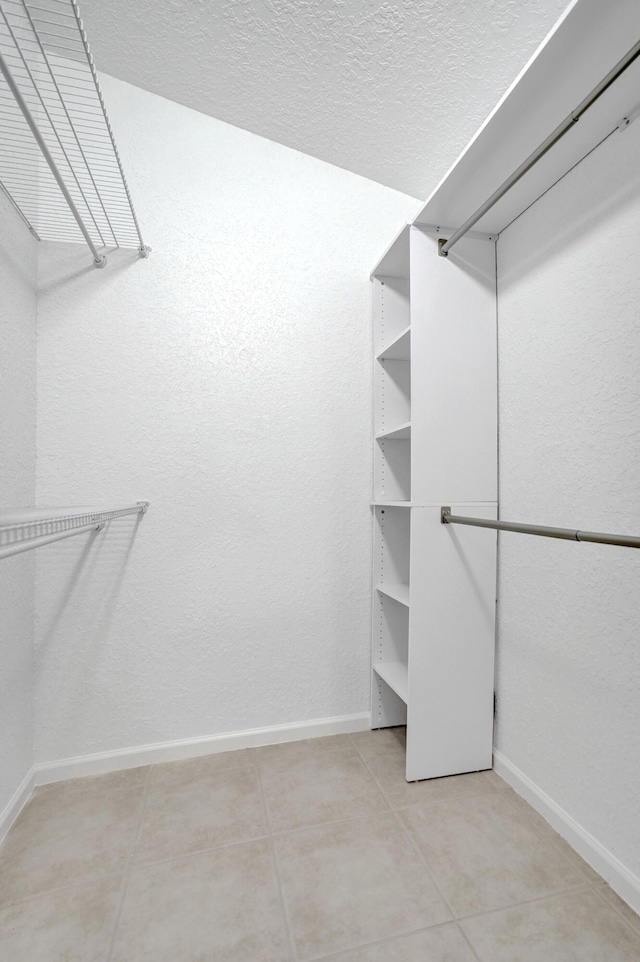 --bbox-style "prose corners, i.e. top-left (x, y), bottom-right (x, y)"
top-left (0, 768), bottom-right (35, 847)
top-left (33, 712), bottom-right (372, 786)
top-left (493, 750), bottom-right (640, 916)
